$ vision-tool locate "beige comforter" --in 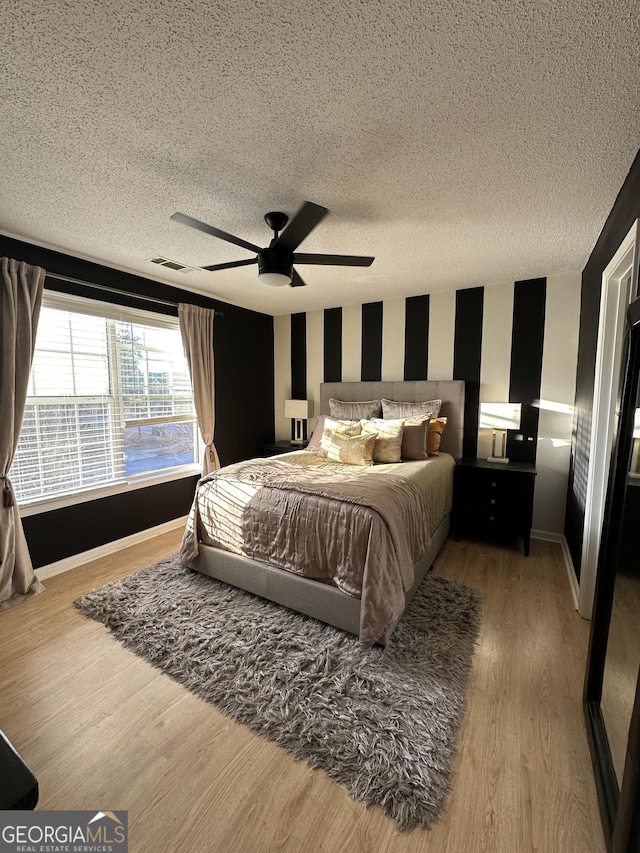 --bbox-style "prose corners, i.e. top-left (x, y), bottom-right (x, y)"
top-left (180, 452), bottom-right (455, 645)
